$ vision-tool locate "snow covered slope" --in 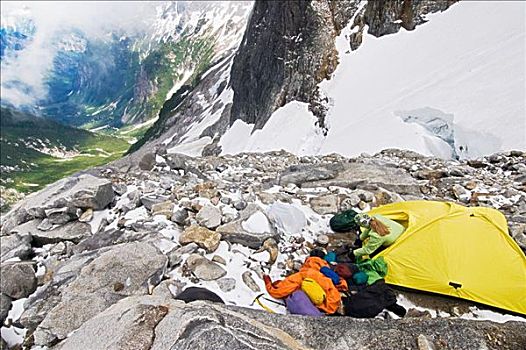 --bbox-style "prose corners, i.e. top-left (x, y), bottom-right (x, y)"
top-left (215, 1), bottom-right (524, 159)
